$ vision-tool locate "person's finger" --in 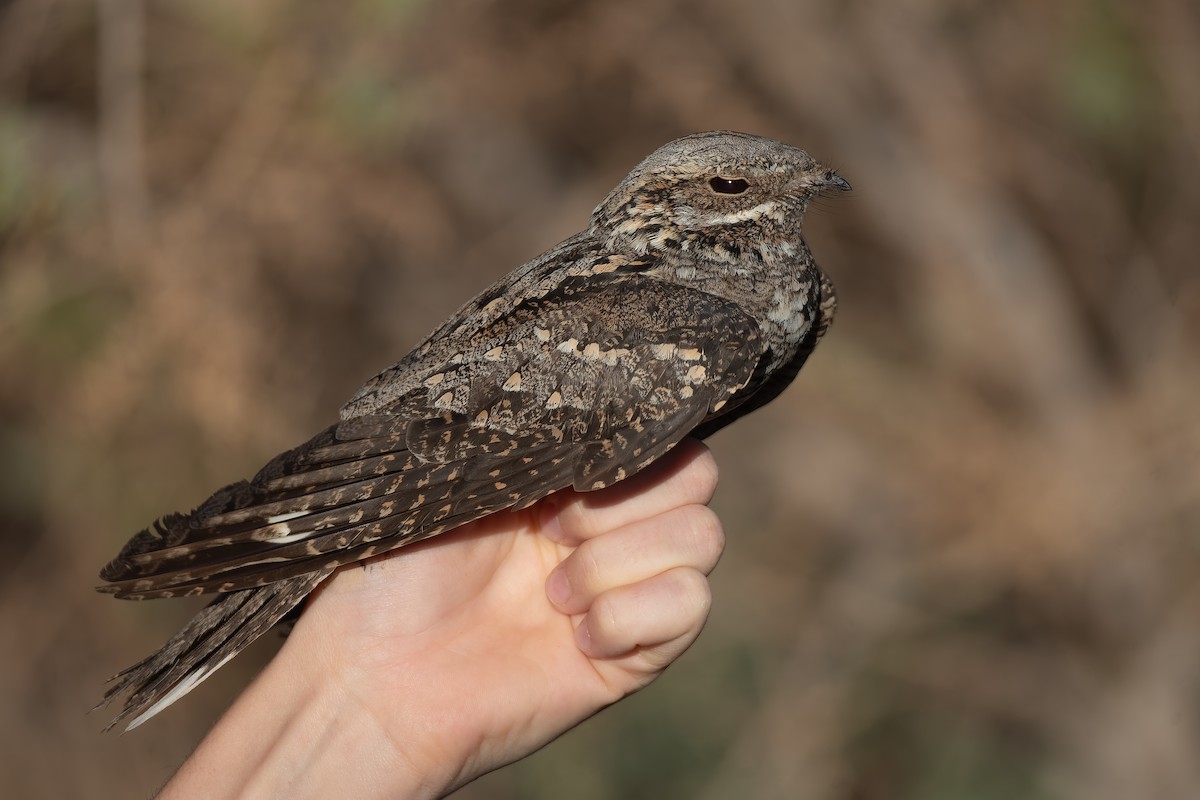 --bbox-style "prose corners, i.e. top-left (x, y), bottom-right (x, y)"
top-left (539, 439), bottom-right (718, 546)
top-left (573, 566), bottom-right (712, 662)
top-left (545, 503), bottom-right (723, 614)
